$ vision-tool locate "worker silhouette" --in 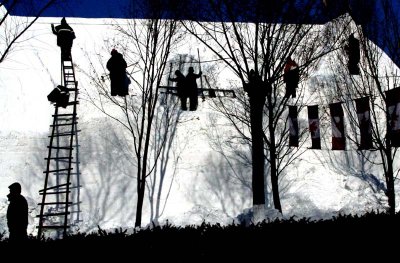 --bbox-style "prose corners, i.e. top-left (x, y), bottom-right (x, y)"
top-left (345, 33), bottom-right (360, 75)
top-left (283, 57), bottom-right (299, 99)
top-left (7, 182), bottom-right (28, 242)
top-left (185, 66), bottom-right (202, 111)
top-left (169, 70), bottom-right (188, 110)
top-left (51, 17), bottom-right (76, 61)
top-left (106, 49), bottom-right (129, 96)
